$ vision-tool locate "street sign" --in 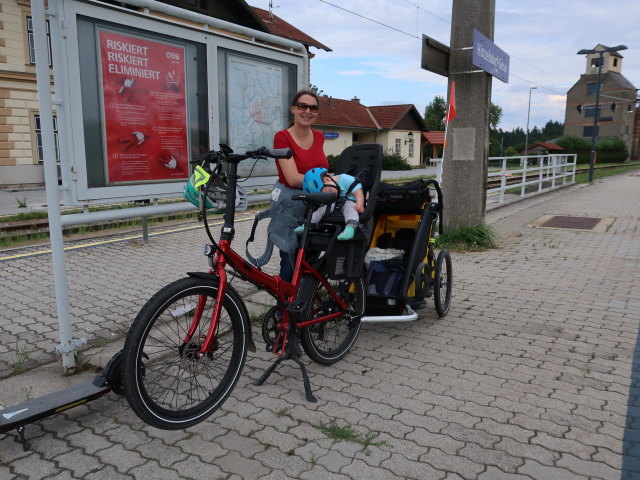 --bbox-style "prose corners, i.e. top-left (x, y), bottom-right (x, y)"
top-left (421, 34), bottom-right (450, 77)
top-left (323, 132), bottom-right (339, 139)
top-left (472, 29), bottom-right (509, 83)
